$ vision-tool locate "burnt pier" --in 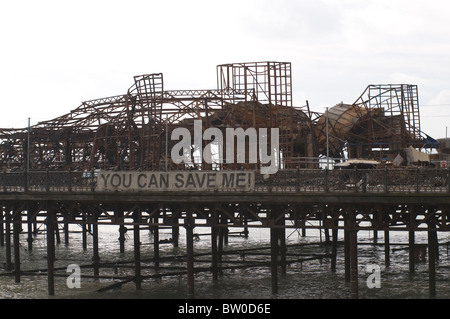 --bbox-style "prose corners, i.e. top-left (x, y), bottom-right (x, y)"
top-left (0, 168), bottom-right (449, 298)
top-left (0, 61), bottom-right (449, 298)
